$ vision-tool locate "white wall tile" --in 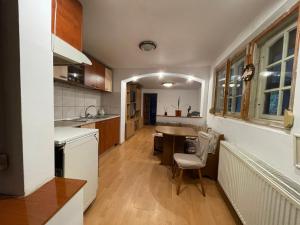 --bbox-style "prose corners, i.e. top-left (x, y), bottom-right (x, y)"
top-left (54, 83), bottom-right (102, 120)
top-left (54, 107), bottom-right (63, 120)
top-left (84, 93), bottom-right (97, 107)
top-left (75, 107), bottom-right (85, 117)
top-left (54, 86), bottom-right (62, 107)
top-left (75, 88), bottom-right (85, 107)
top-left (62, 106), bottom-right (76, 119)
top-left (62, 87), bottom-right (75, 107)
